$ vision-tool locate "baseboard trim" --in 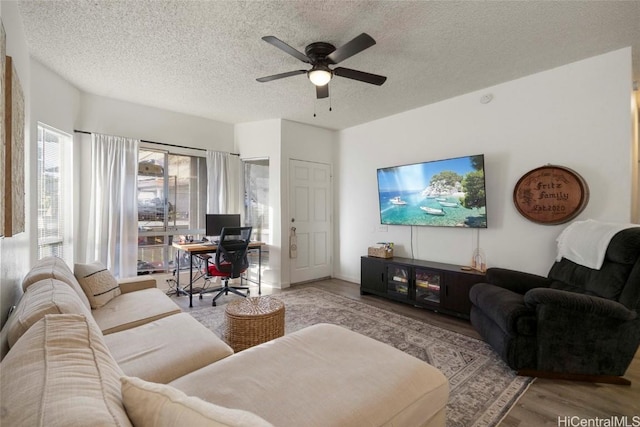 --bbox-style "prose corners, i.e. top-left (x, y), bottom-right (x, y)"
top-left (517, 369), bottom-right (631, 386)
